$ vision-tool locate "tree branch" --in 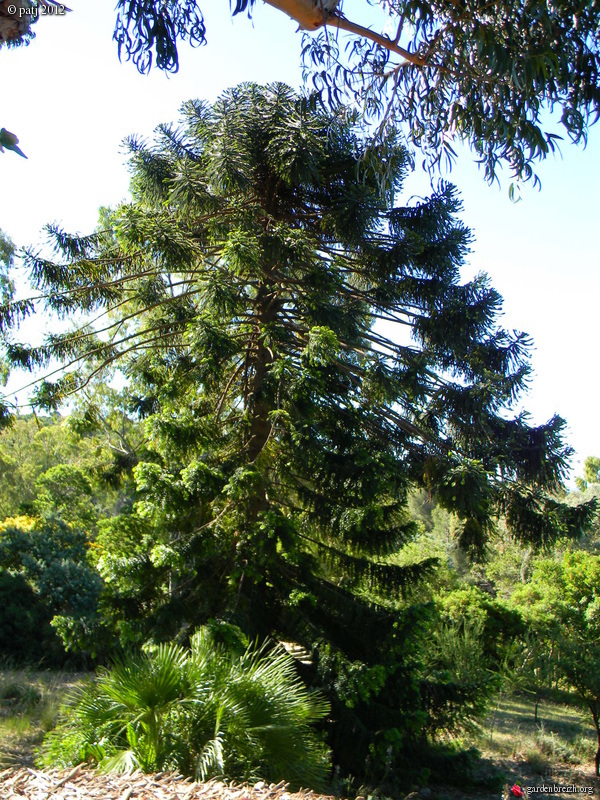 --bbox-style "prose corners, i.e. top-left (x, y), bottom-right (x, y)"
top-left (326, 13), bottom-right (426, 66)
top-left (262, 0), bottom-right (426, 66)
